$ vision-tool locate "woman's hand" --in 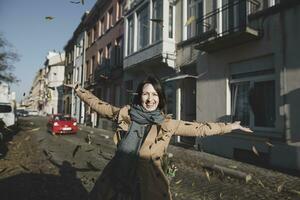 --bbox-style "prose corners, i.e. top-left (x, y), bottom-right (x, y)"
top-left (231, 121), bottom-right (253, 133)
